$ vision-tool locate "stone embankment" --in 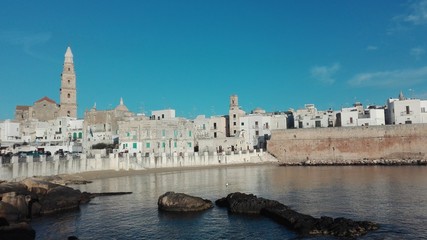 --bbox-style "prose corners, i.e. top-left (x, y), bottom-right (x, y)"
top-left (0, 150), bottom-right (269, 181)
top-left (216, 192), bottom-right (379, 238)
top-left (268, 124), bottom-right (427, 165)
